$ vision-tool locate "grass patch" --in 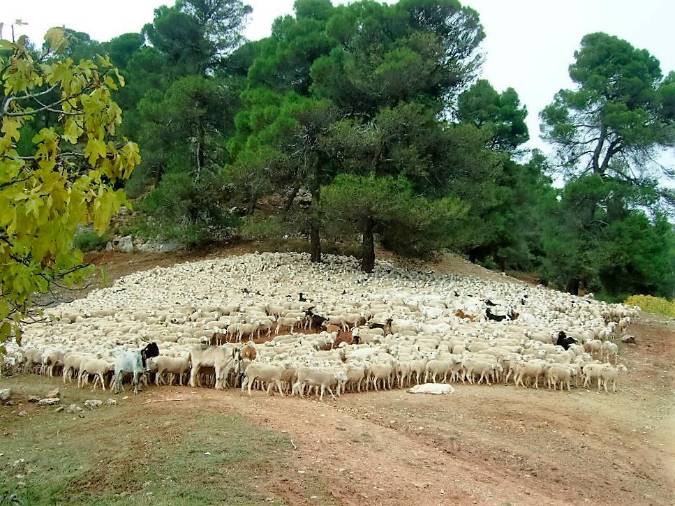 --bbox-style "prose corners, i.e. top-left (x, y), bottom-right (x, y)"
top-left (0, 376), bottom-right (289, 505)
